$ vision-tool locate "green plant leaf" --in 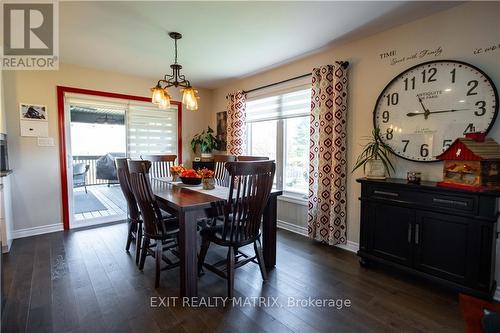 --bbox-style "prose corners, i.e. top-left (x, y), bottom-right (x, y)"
top-left (352, 127), bottom-right (396, 175)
